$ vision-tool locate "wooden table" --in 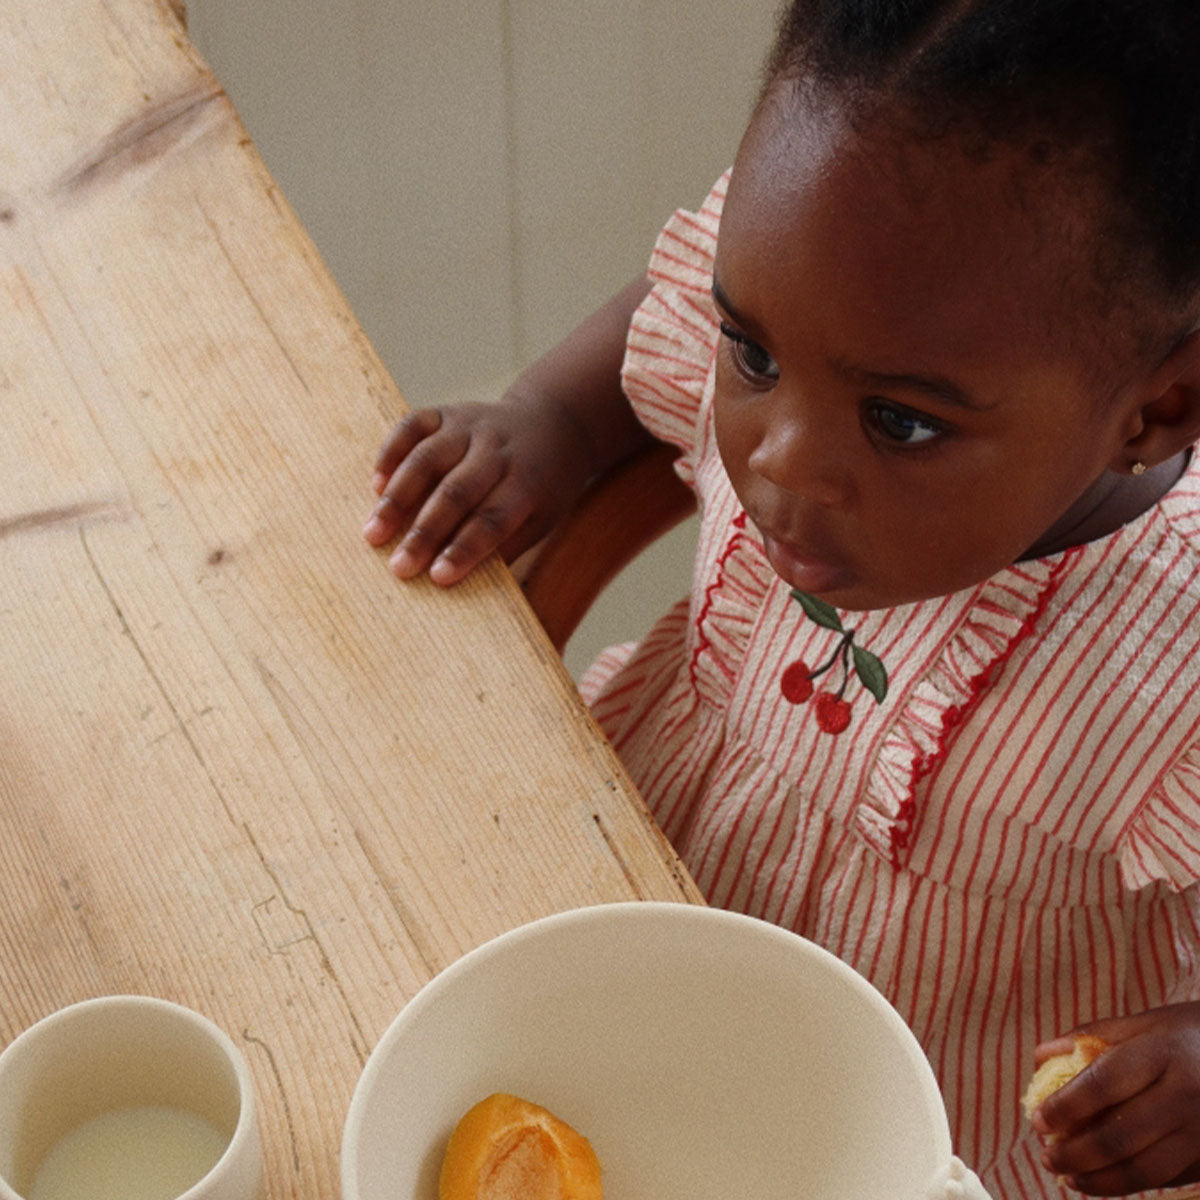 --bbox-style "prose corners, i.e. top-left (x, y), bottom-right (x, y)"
top-left (0, 1), bottom-right (701, 1195)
